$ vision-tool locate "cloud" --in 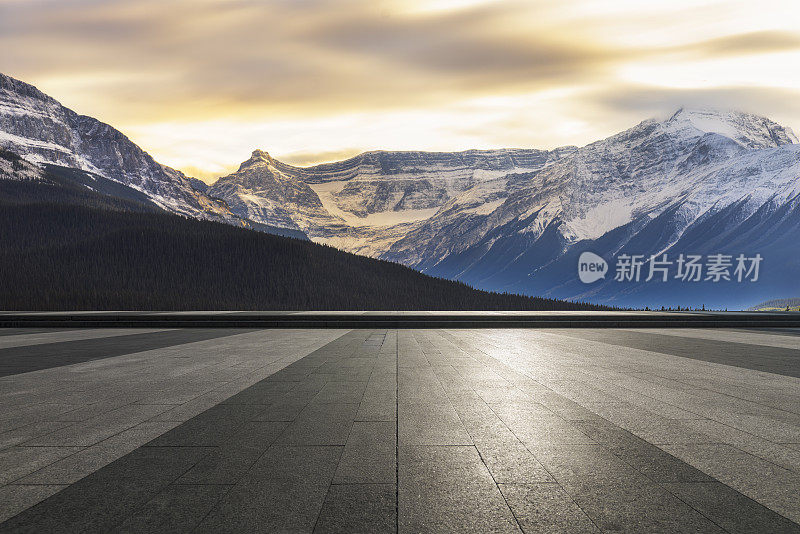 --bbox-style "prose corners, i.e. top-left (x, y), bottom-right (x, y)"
top-left (689, 31), bottom-right (800, 57)
top-left (587, 84), bottom-right (800, 128)
top-left (1, 0), bottom-right (800, 175)
top-left (304, 6), bottom-right (611, 78)
top-left (281, 148), bottom-right (364, 167)
top-left (0, 0), bottom-right (618, 122)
